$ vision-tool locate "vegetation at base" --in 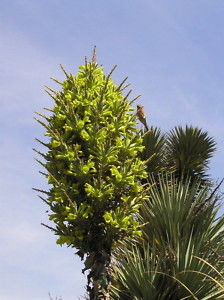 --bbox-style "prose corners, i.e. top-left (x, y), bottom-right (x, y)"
top-left (111, 127), bottom-right (224, 300)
